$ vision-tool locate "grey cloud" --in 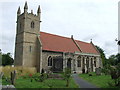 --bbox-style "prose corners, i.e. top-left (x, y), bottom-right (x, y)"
top-left (83, 34), bottom-right (99, 41)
